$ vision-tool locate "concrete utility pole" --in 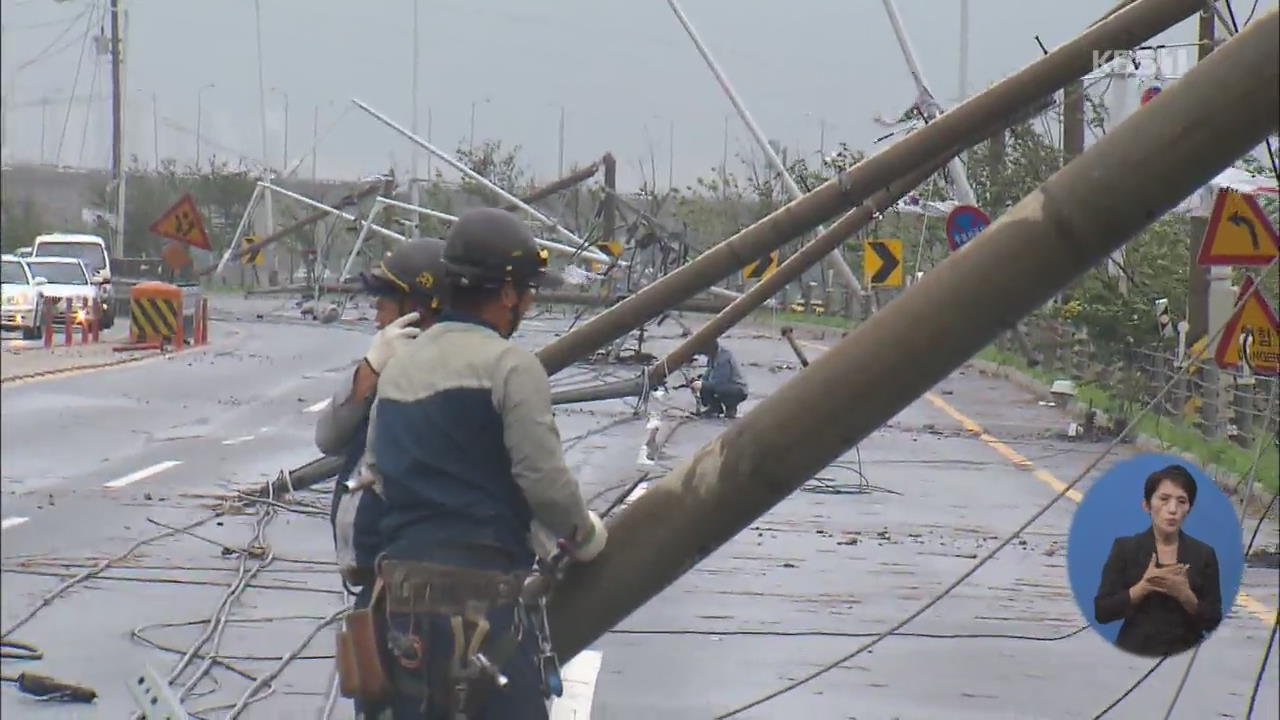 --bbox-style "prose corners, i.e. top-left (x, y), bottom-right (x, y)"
top-left (545, 8), bottom-right (1279, 665)
top-left (109, 0), bottom-right (126, 257)
top-left (410, 0), bottom-right (420, 240)
top-left (551, 157), bottom-right (951, 406)
top-left (880, 0), bottom-right (978, 206)
top-left (534, 0), bottom-right (1211, 379)
top-left (1186, 4), bottom-right (1217, 345)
